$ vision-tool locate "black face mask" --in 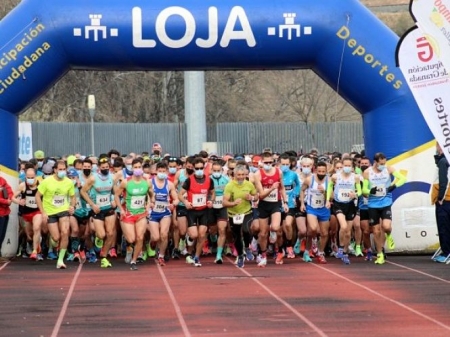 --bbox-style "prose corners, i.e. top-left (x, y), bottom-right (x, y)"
top-left (317, 174), bottom-right (326, 181)
top-left (83, 169), bottom-right (91, 176)
top-left (360, 165), bottom-right (369, 172)
top-left (186, 168), bottom-right (194, 175)
top-left (100, 169), bottom-right (109, 176)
